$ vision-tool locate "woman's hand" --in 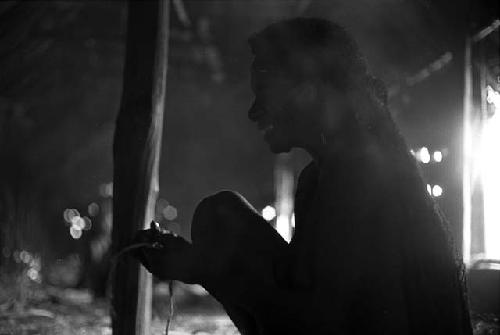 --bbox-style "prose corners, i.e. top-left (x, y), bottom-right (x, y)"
top-left (131, 223), bottom-right (200, 284)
